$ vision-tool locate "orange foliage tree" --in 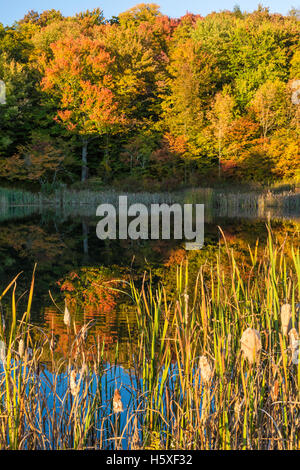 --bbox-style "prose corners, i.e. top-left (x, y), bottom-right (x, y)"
top-left (41, 34), bottom-right (124, 181)
top-left (1, 133), bottom-right (66, 183)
